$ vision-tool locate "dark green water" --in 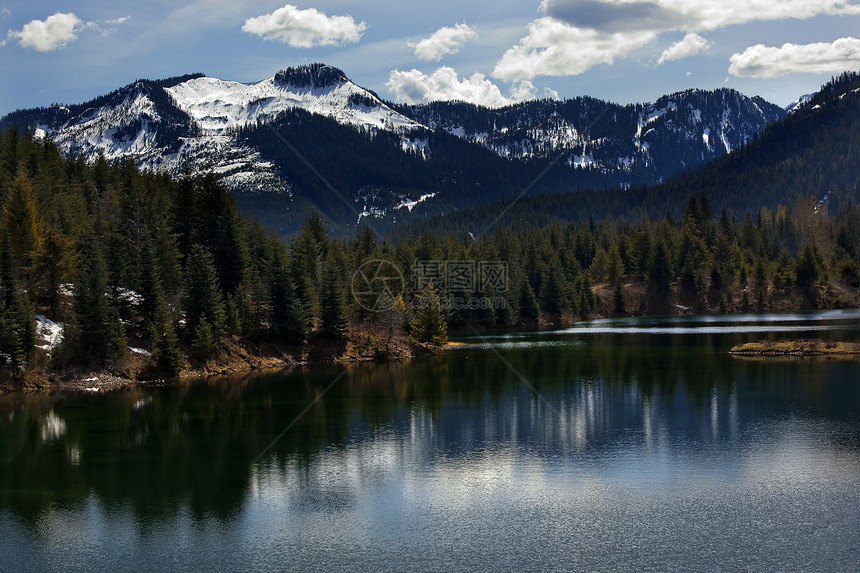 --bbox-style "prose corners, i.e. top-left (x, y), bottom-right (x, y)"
top-left (2, 311), bottom-right (860, 571)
